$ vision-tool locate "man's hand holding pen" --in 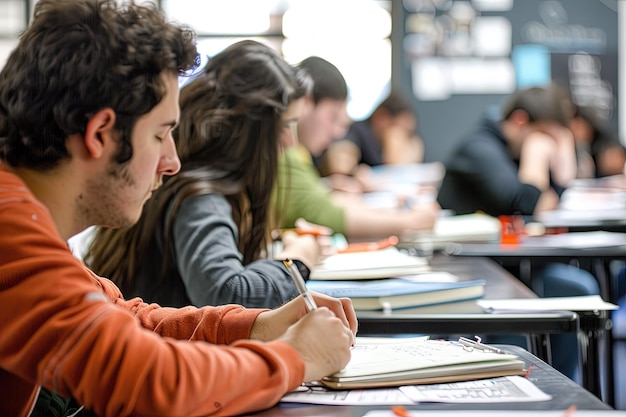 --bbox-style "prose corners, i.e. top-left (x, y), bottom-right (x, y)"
top-left (258, 219), bottom-right (359, 382)
top-left (249, 291), bottom-right (357, 382)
